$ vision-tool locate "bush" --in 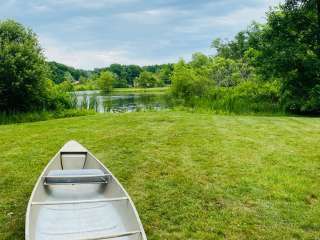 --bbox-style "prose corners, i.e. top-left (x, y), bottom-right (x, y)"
top-left (202, 80), bottom-right (281, 113)
top-left (97, 71), bottom-right (115, 94)
top-left (134, 71), bottom-right (162, 88)
top-left (169, 53), bottom-right (282, 114)
top-left (171, 60), bottom-right (211, 99)
top-left (208, 57), bottom-right (256, 87)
